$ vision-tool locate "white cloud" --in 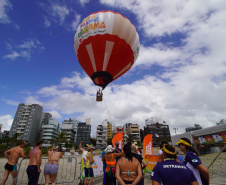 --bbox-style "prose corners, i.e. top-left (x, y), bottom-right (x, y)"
top-left (48, 110), bottom-right (62, 119)
top-left (3, 39), bottom-right (44, 61)
top-left (3, 51), bottom-right (20, 60)
top-left (0, 0), bottom-right (11, 23)
top-left (71, 13), bottom-right (81, 31)
top-left (79, 0), bottom-right (89, 6)
top-left (2, 98), bottom-right (20, 106)
top-left (51, 4), bottom-right (70, 25)
top-left (0, 114), bottom-right (13, 132)
top-left (44, 17), bottom-right (51, 27)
